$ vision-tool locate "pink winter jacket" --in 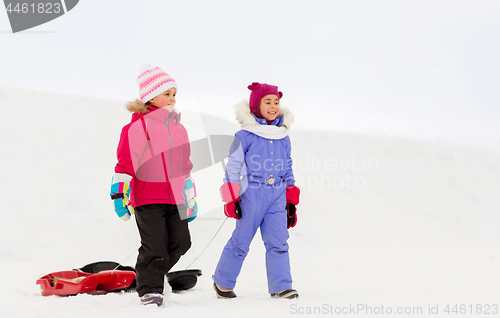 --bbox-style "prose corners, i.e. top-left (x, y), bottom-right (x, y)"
top-left (114, 100), bottom-right (193, 208)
